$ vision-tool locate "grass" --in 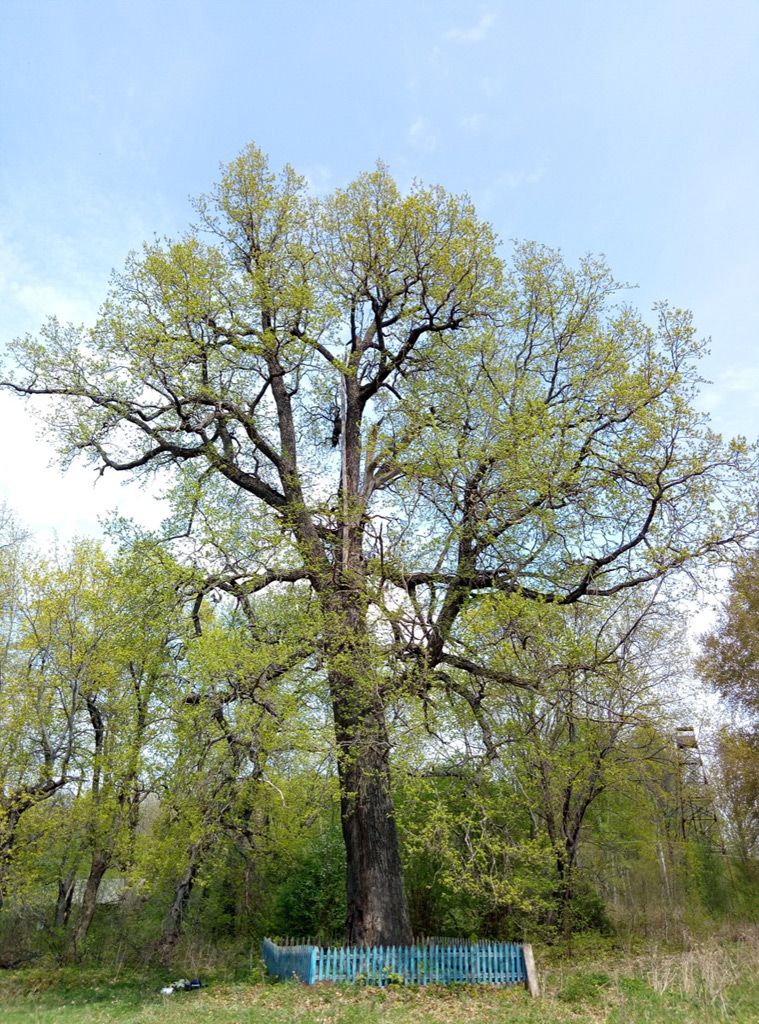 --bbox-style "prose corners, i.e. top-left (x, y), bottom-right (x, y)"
top-left (0, 931), bottom-right (757, 1023)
